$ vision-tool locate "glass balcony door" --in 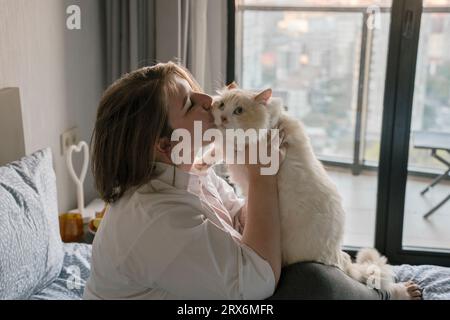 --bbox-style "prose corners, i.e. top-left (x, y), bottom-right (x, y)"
top-left (380, 0), bottom-right (450, 266)
top-left (403, 1), bottom-right (450, 253)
